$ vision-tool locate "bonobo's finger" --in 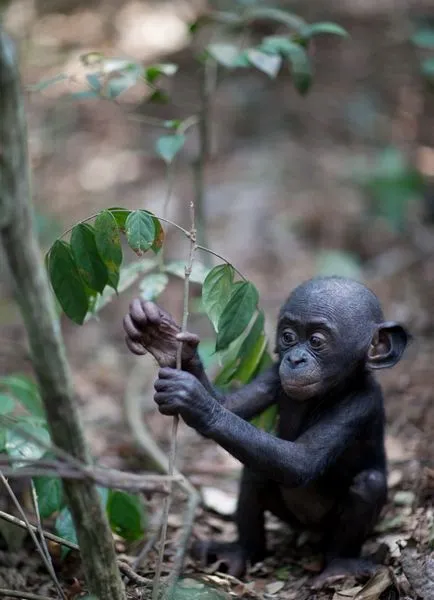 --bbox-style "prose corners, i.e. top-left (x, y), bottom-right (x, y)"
top-left (154, 378), bottom-right (177, 392)
top-left (176, 332), bottom-right (200, 347)
top-left (129, 298), bottom-right (147, 325)
top-left (125, 336), bottom-right (147, 355)
top-left (158, 367), bottom-right (179, 379)
top-left (141, 301), bottom-right (161, 324)
top-left (158, 404), bottom-right (178, 416)
top-left (123, 314), bottom-right (143, 341)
